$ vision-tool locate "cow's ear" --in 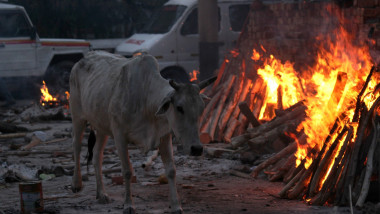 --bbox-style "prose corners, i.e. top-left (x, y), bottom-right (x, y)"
top-left (156, 92), bottom-right (173, 116)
